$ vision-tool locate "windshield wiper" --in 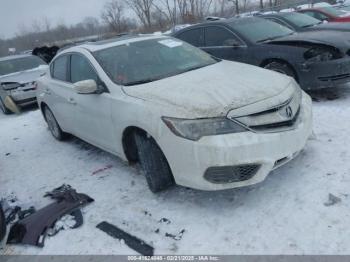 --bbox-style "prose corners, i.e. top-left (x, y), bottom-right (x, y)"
top-left (256, 36), bottom-right (282, 43)
top-left (302, 24), bottom-right (316, 28)
top-left (123, 78), bottom-right (159, 86)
